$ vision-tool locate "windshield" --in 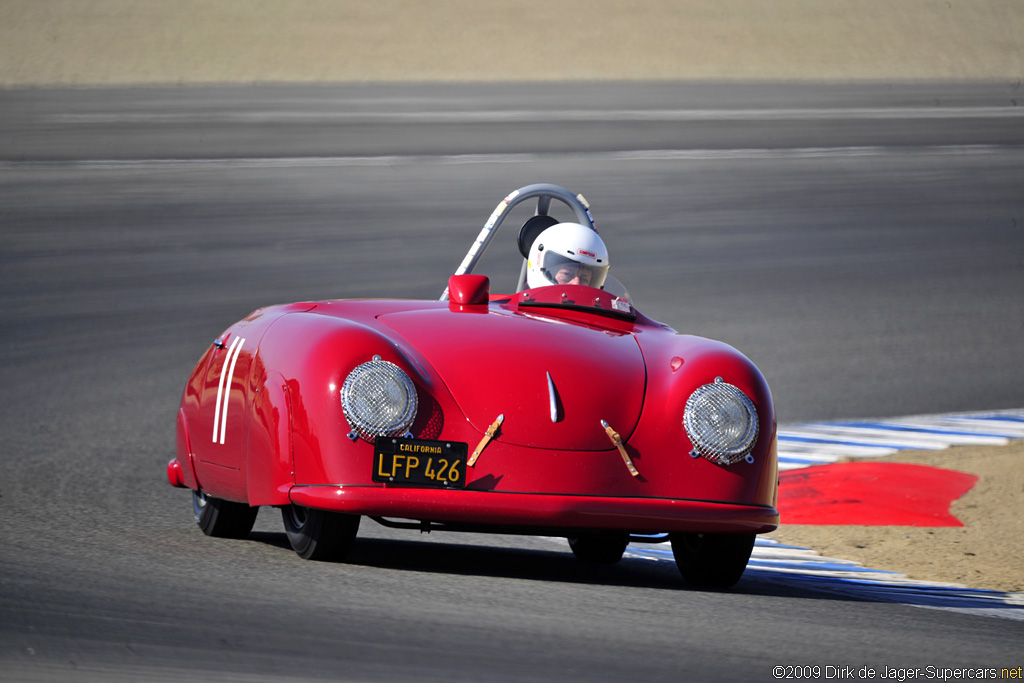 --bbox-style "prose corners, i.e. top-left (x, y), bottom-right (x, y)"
top-left (517, 285), bottom-right (635, 322)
